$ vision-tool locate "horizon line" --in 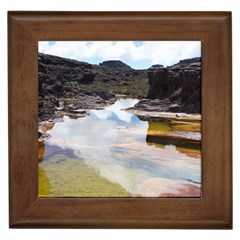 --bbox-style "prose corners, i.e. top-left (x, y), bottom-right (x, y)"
top-left (38, 52), bottom-right (201, 70)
